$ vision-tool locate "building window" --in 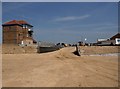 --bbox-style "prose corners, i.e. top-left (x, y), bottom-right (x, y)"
top-left (27, 34), bottom-right (29, 37)
top-left (22, 25), bottom-right (26, 28)
top-left (23, 26), bottom-right (25, 28)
